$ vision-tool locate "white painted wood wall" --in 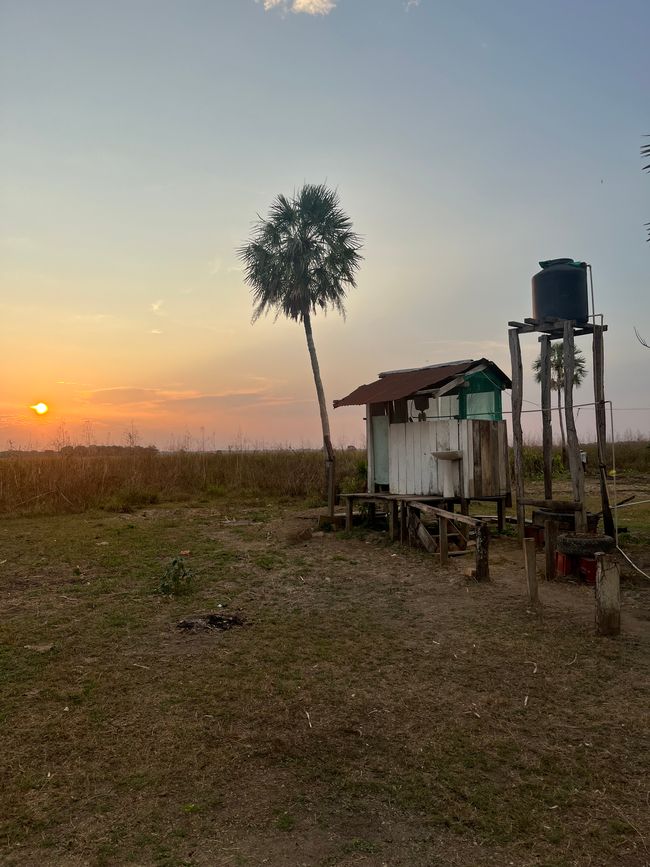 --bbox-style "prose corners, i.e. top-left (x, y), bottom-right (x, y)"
top-left (386, 418), bottom-right (508, 498)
